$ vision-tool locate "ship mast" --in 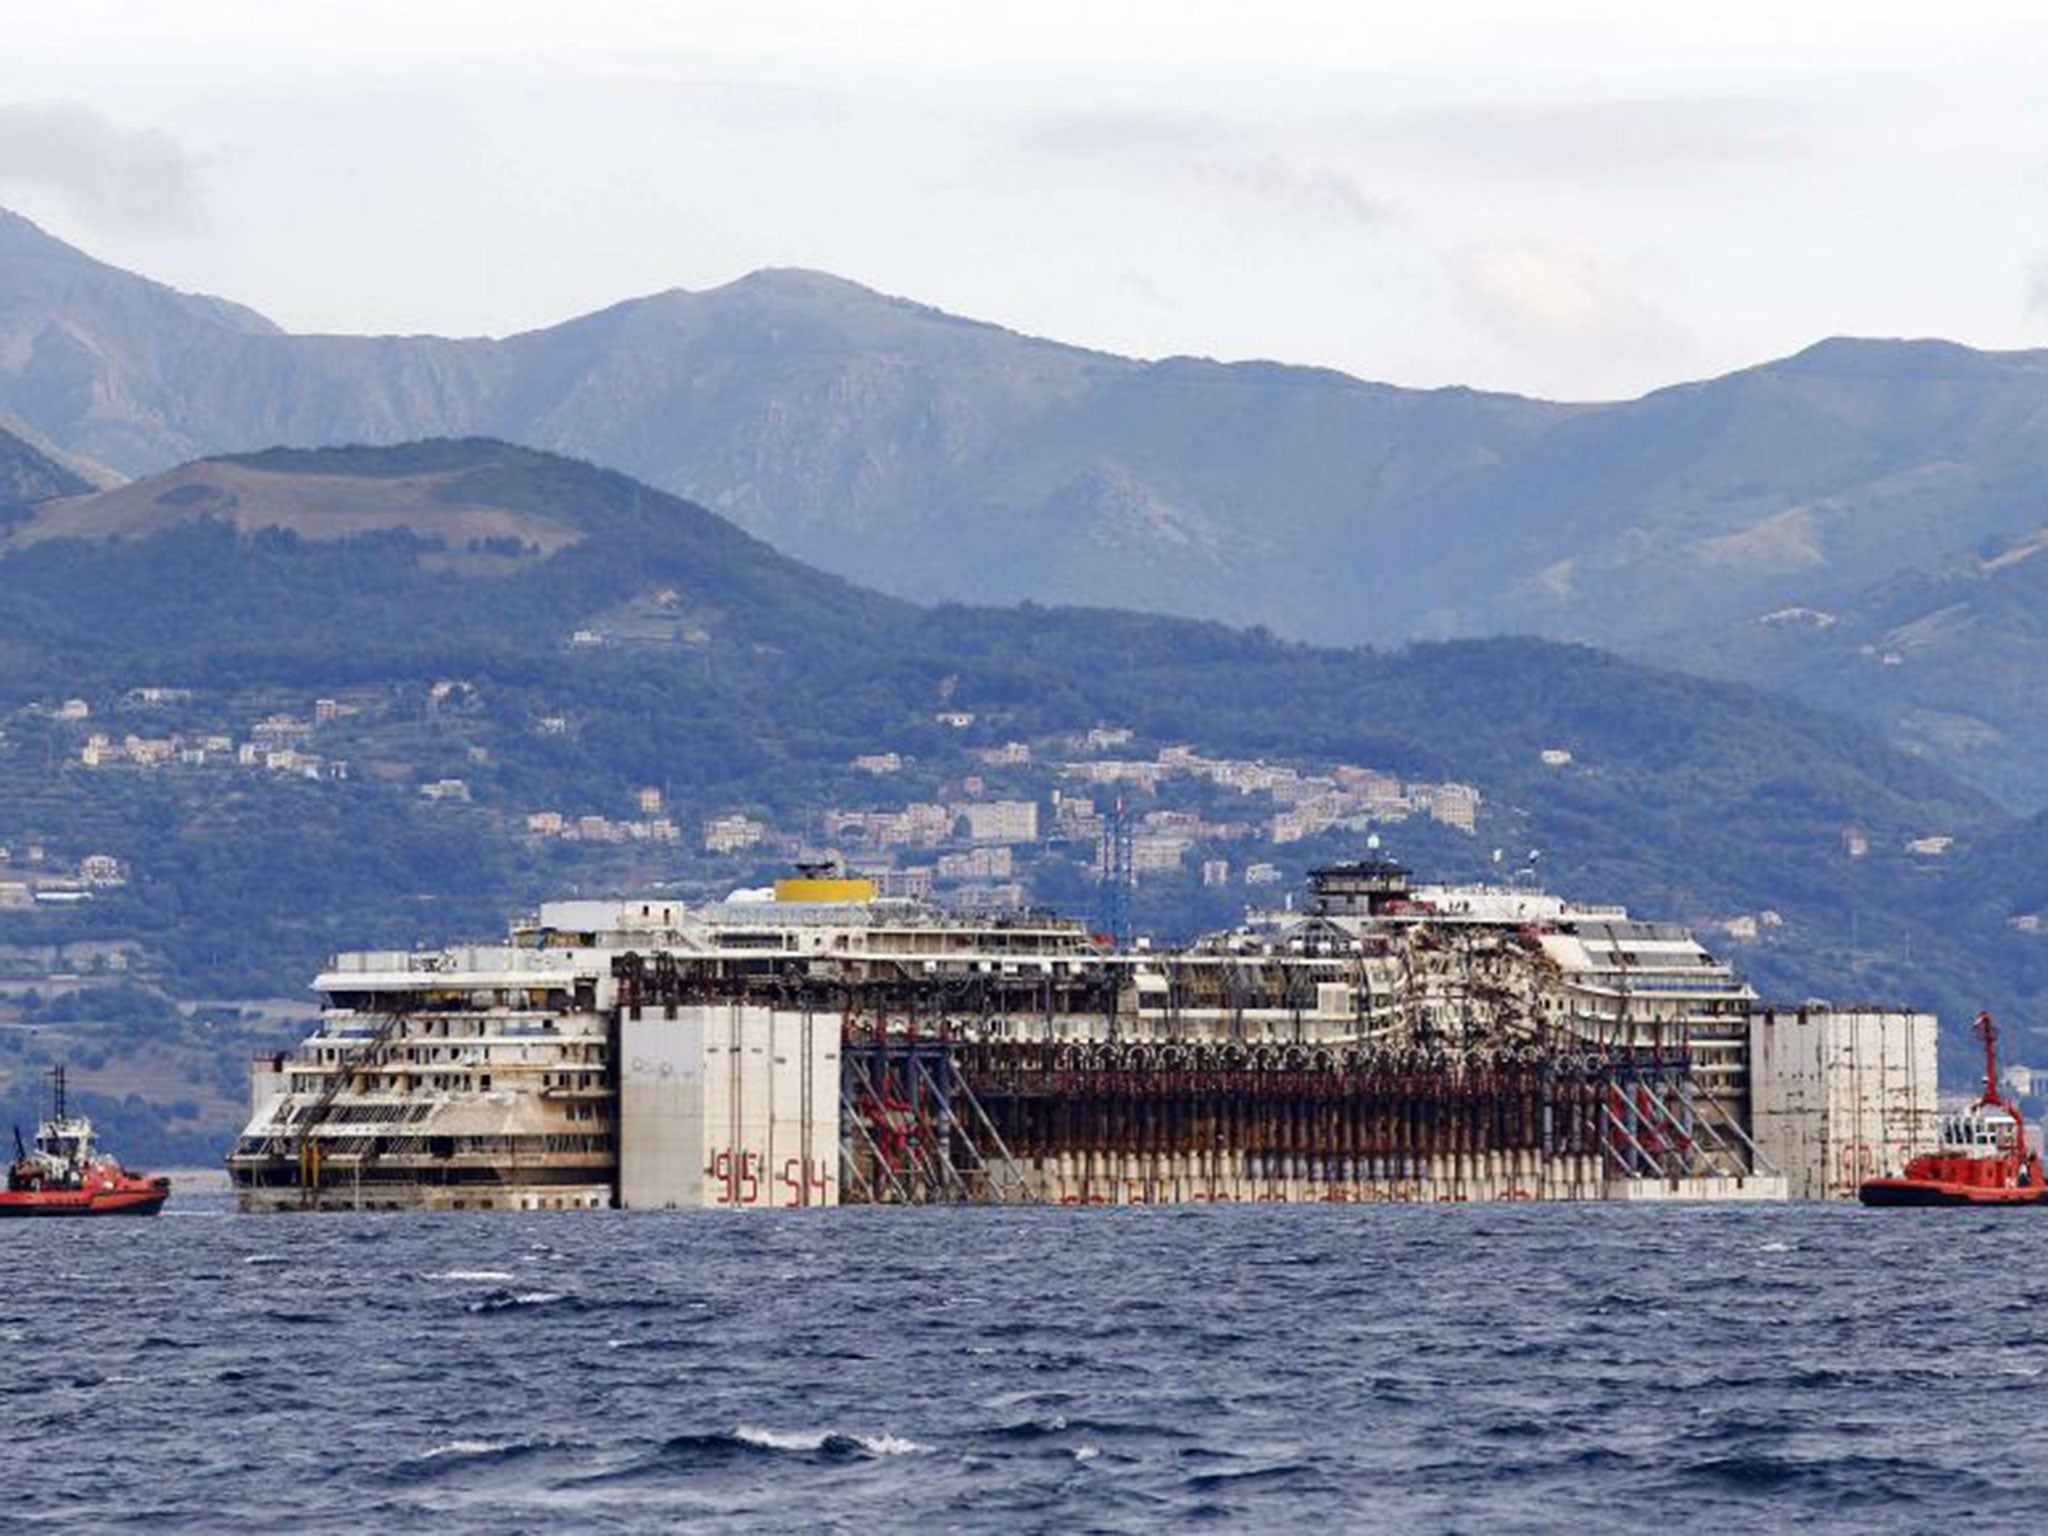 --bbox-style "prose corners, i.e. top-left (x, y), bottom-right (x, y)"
top-left (1976, 1010), bottom-right (2002, 1106)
